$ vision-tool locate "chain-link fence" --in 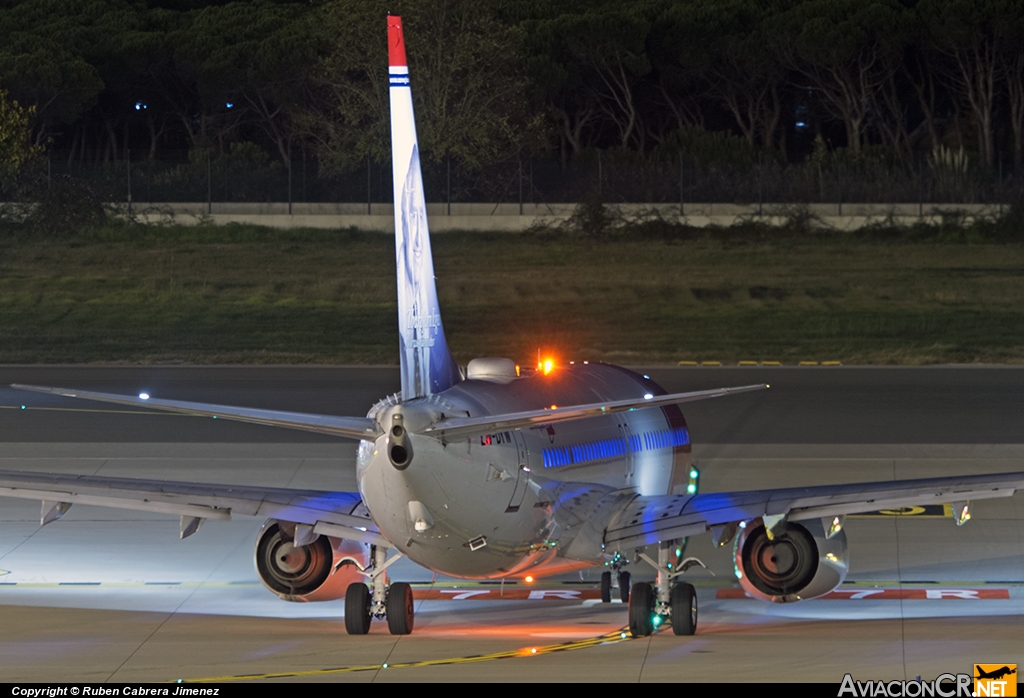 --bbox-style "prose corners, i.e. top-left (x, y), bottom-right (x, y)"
top-left (7, 152), bottom-right (1023, 209)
